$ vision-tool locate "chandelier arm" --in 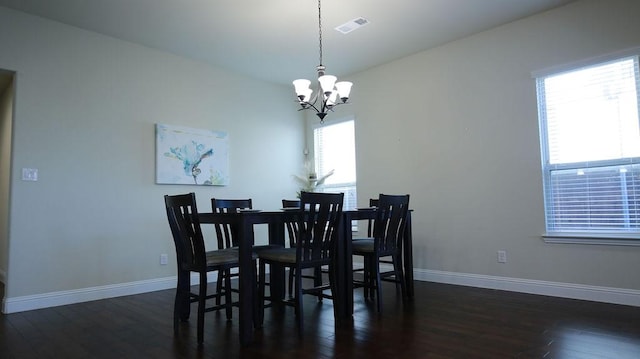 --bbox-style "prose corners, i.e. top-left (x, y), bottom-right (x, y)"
top-left (299, 99), bottom-right (321, 114)
top-left (308, 91), bottom-right (320, 106)
top-left (322, 101), bottom-right (340, 113)
top-left (320, 99), bottom-right (329, 114)
top-left (310, 103), bottom-right (322, 114)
